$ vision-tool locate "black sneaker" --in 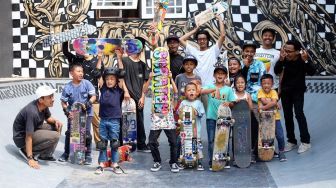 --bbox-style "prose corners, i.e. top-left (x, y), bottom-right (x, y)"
top-left (177, 163), bottom-right (185, 170)
top-left (224, 161), bottom-right (230, 169)
top-left (38, 156), bottom-right (56, 161)
top-left (58, 153), bottom-right (69, 162)
top-left (84, 156), bottom-right (93, 165)
top-left (279, 152), bottom-right (287, 162)
top-left (170, 163), bottom-right (180, 173)
top-left (150, 162), bottom-right (161, 172)
top-left (138, 145), bottom-right (151, 153)
top-left (273, 151), bottom-right (279, 158)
